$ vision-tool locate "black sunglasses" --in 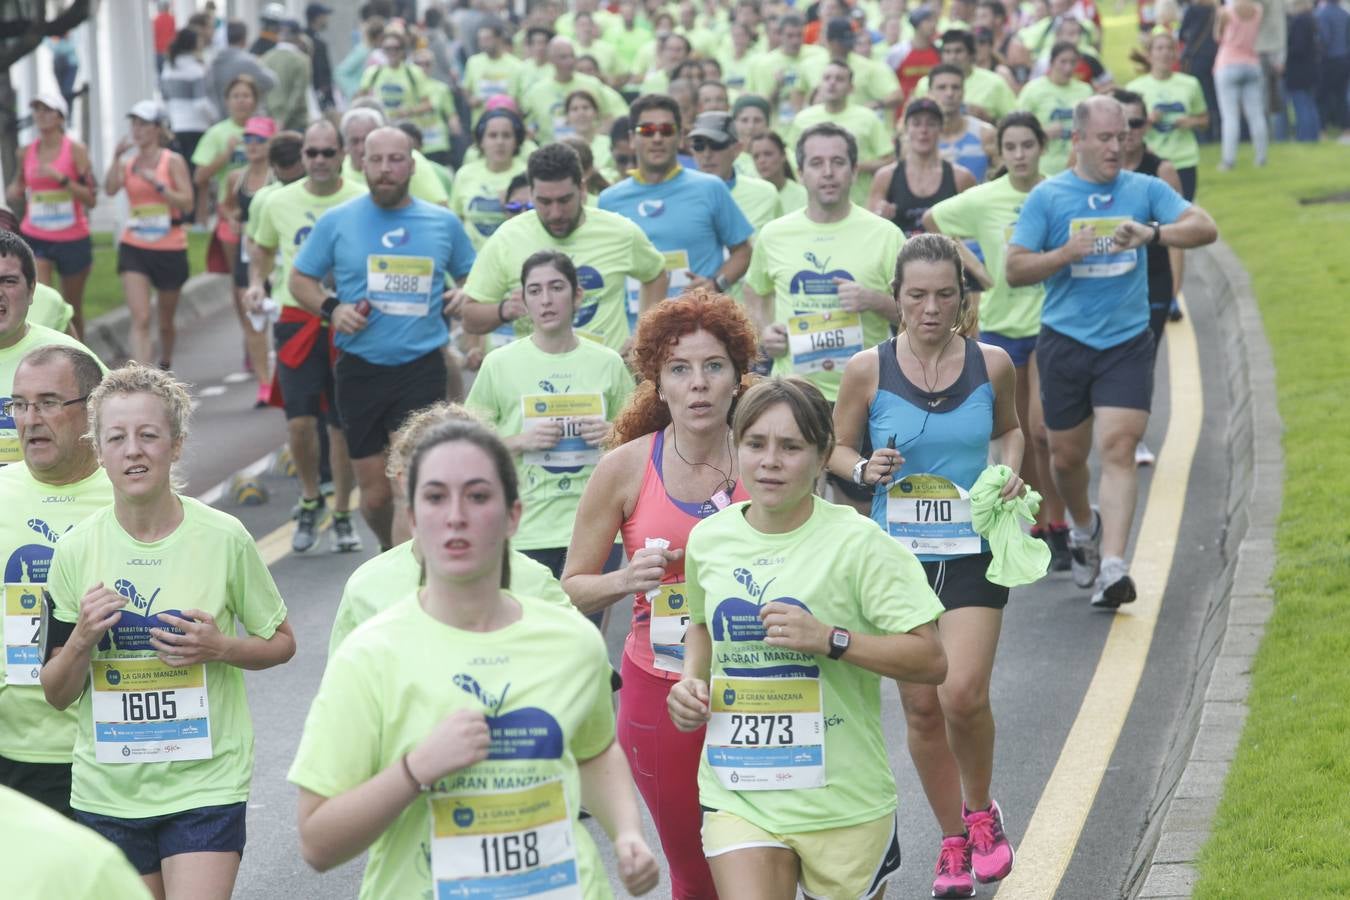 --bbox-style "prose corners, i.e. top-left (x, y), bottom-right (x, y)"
top-left (304, 147), bottom-right (339, 158)
top-left (1128, 117), bottom-right (1148, 129)
top-left (690, 137), bottom-right (733, 153)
